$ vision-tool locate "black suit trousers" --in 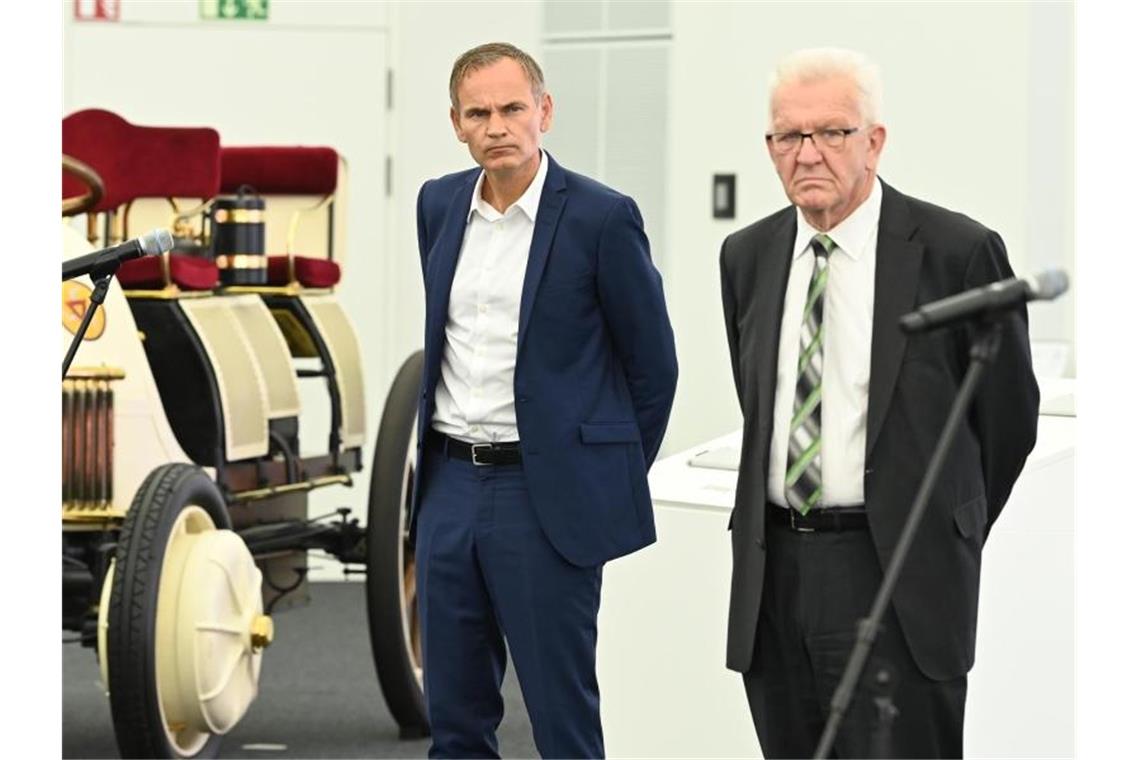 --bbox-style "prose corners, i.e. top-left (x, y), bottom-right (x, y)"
top-left (743, 520), bottom-right (967, 758)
